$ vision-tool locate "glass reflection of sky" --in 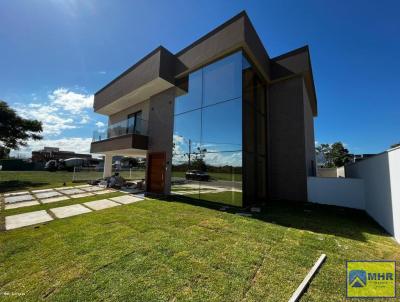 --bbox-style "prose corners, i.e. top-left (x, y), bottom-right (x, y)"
top-left (173, 51), bottom-right (244, 167)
